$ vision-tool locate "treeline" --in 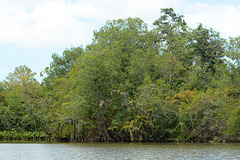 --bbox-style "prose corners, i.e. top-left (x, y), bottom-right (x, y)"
top-left (0, 8), bottom-right (240, 142)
